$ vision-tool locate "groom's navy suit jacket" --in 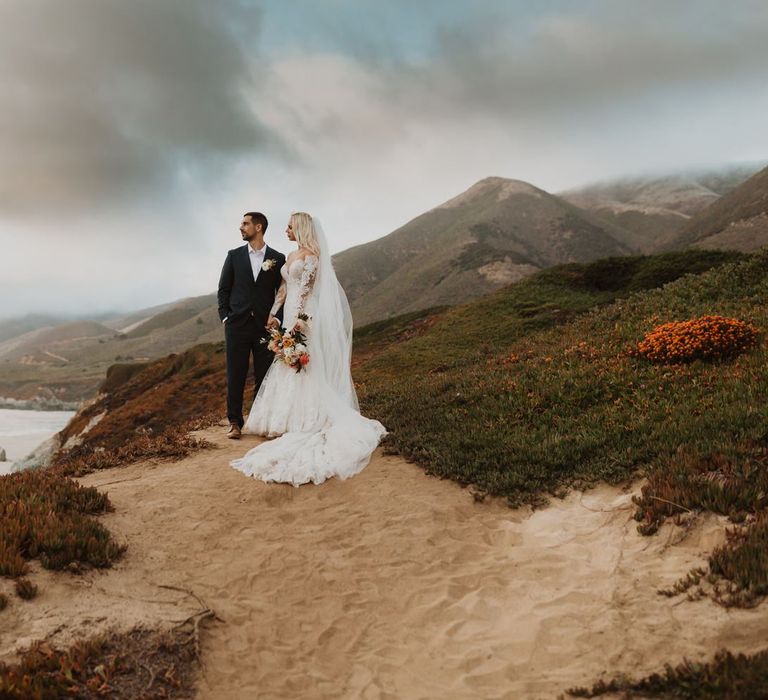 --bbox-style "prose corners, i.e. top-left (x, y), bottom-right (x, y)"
top-left (217, 244), bottom-right (286, 329)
